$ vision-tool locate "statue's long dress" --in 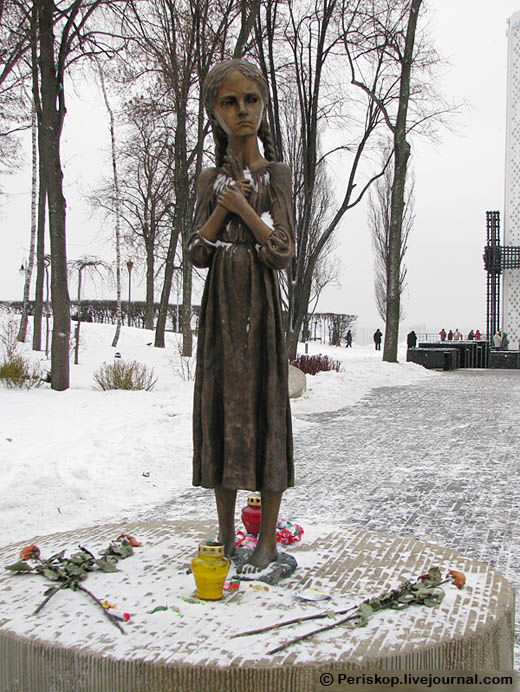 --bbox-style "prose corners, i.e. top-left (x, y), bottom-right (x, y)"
top-left (188, 162), bottom-right (294, 492)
